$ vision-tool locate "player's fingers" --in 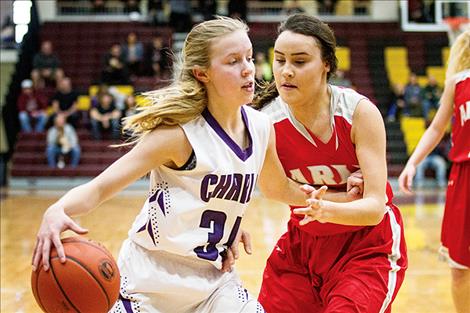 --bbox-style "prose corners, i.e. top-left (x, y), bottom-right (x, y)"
top-left (32, 239), bottom-right (42, 271)
top-left (231, 239), bottom-right (240, 260)
top-left (300, 184), bottom-right (315, 194)
top-left (66, 219), bottom-right (88, 234)
top-left (241, 231), bottom-right (252, 255)
top-left (292, 207), bottom-right (311, 215)
top-left (299, 216), bottom-right (315, 226)
top-left (221, 249), bottom-right (234, 273)
top-left (52, 236), bottom-right (66, 263)
top-left (41, 240), bottom-right (52, 271)
top-left (317, 186), bottom-right (328, 198)
top-left (348, 185), bottom-right (361, 196)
